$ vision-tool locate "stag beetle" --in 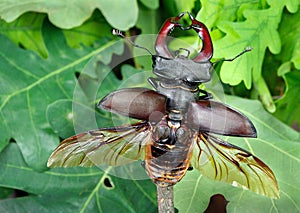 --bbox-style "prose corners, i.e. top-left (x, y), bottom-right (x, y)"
top-left (48, 12), bottom-right (279, 198)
